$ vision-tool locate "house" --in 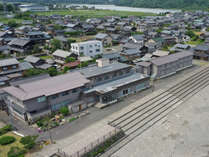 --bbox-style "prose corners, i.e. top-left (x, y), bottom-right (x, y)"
top-left (53, 49), bottom-right (77, 65)
top-left (8, 38), bottom-right (32, 54)
top-left (24, 55), bottom-right (45, 66)
top-left (129, 35), bottom-right (145, 46)
top-left (170, 44), bottom-right (191, 52)
top-left (26, 31), bottom-right (49, 44)
top-left (95, 33), bottom-right (112, 46)
top-left (0, 58), bottom-right (33, 77)
top-left (152, 50), bottom-right (170, 57)
top-left (78, 59), bottom-right (150, 106)
top-left (71, 40), bottom-right (103, 57)
top-left (3, 72), bottom-right (90, 122)
top-left (193, 44), bottom-right (209, 60)
top-left (151, 51), bottom-right (193, 79)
